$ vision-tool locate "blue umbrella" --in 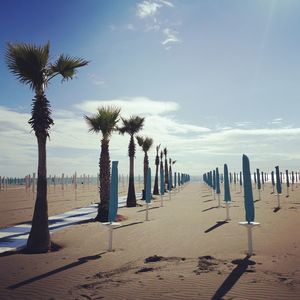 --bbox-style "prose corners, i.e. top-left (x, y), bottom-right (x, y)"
top-left (108, 161), bottom-right (118, 223)
top-left (275, 166), bottom-right (282, 194)
top-left (160, 167), bottom-right (165, 195)
top-left (271, 171), bottom-right (275, 193)
top-left (285, 170), bottom-right (290, 188)
top-left (275, 166), bottom-right (282, 208)
top-left (216, 168), bottom-right (220, 194)
top-left (256, 169), bottom-right (261, 190)
top-left (224, 164), bottom-right (231, 202)
top-left (242, 155), bottom-right (255, 223)
top-left (146, 167), bottom-right (152, 203)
